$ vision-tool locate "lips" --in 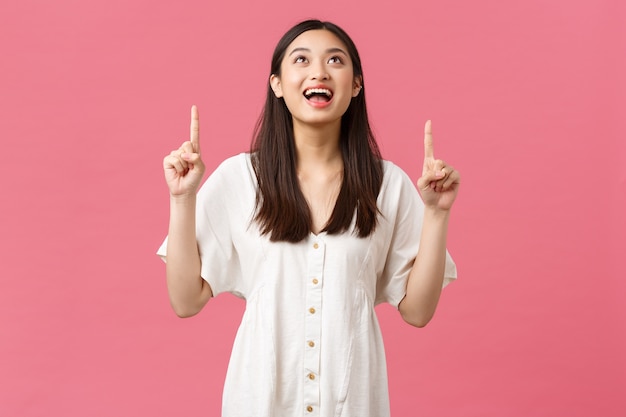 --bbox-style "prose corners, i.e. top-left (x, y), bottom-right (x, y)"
top-left (303, 86), bottom-right (333, 103)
